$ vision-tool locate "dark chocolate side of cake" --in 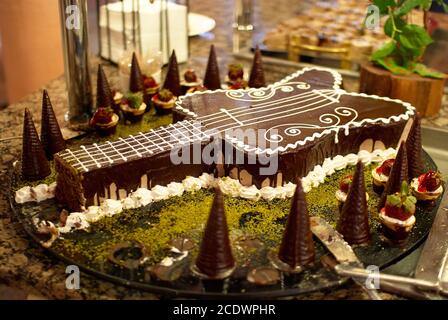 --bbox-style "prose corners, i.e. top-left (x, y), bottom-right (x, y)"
top-left (55, 156), bottom-right (86, 212)
top-left (55, 117), bottom-right (407, 212)
top-left (219, 121), bottom-right (407, 188)
top-left (55, 142), bottom-right (212, 212)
